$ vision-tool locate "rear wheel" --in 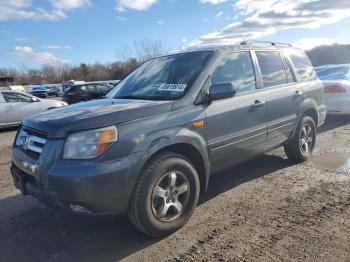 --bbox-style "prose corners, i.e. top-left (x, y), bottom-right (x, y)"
top-left (284, 116), bottom-right (316, 162)
top-left (128, 152), bottom-right (200, 237)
